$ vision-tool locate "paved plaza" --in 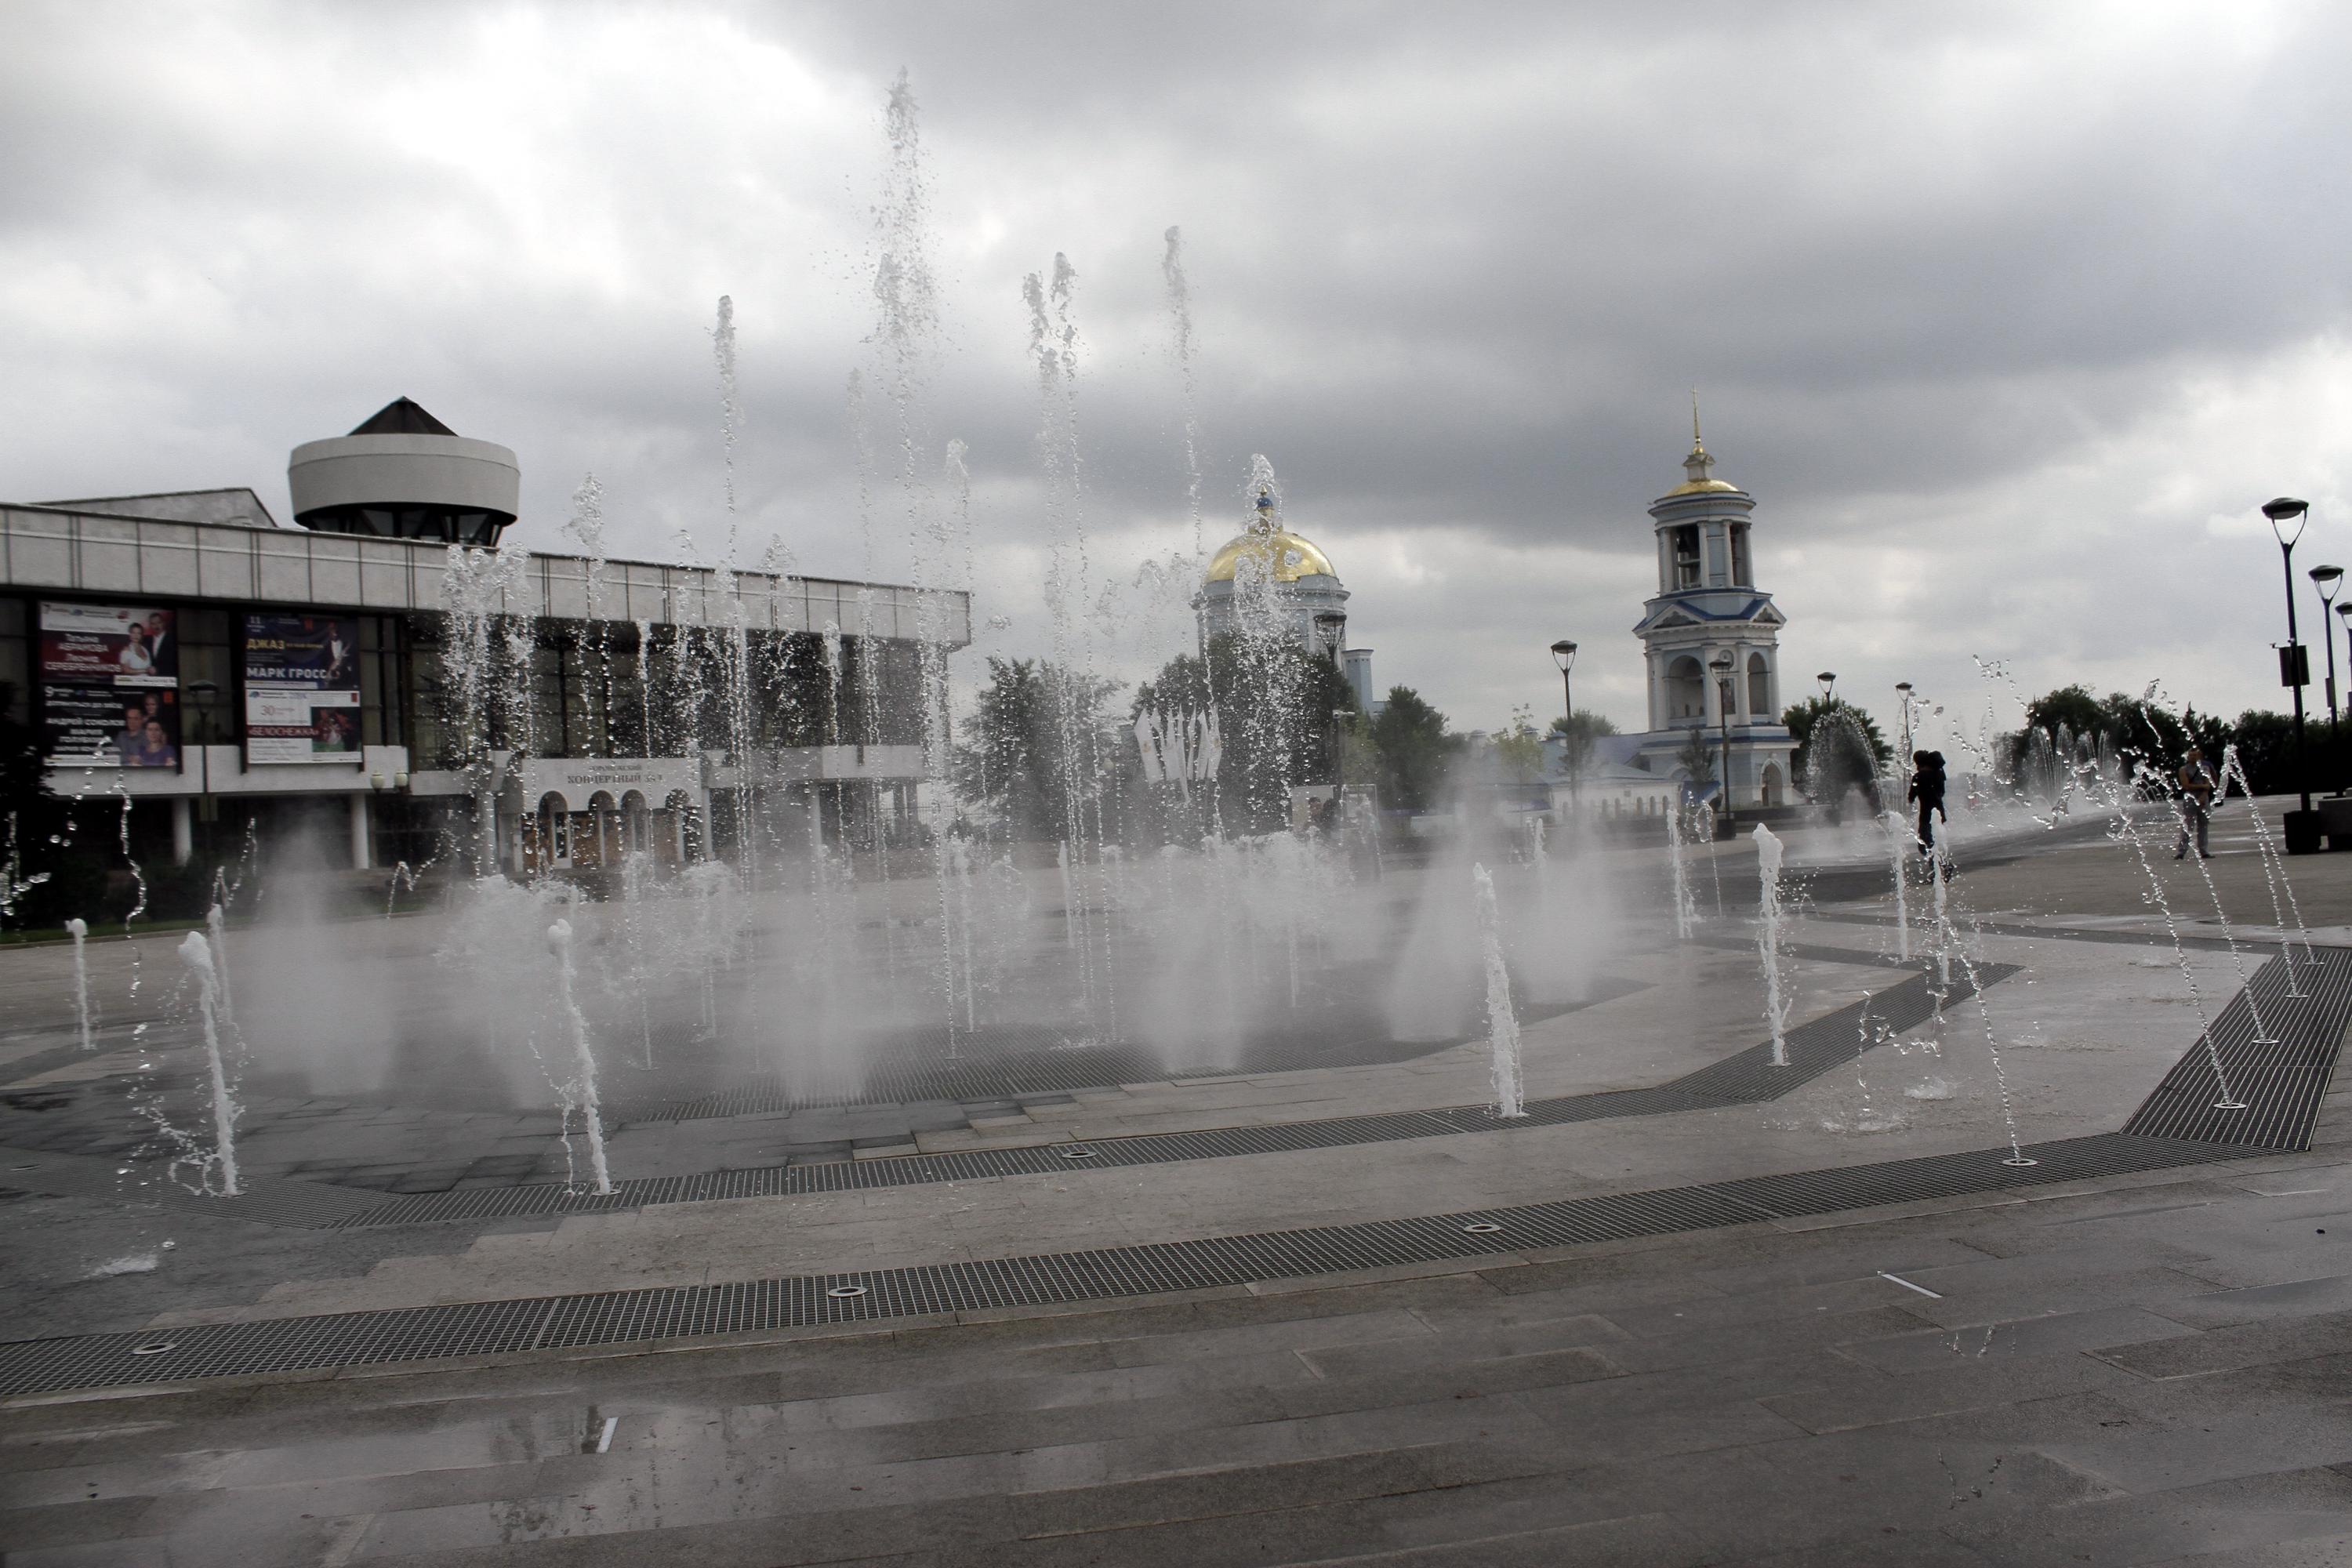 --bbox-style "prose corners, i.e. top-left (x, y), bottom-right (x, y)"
top-left (3, 806), bottom-right (2351, 1565)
